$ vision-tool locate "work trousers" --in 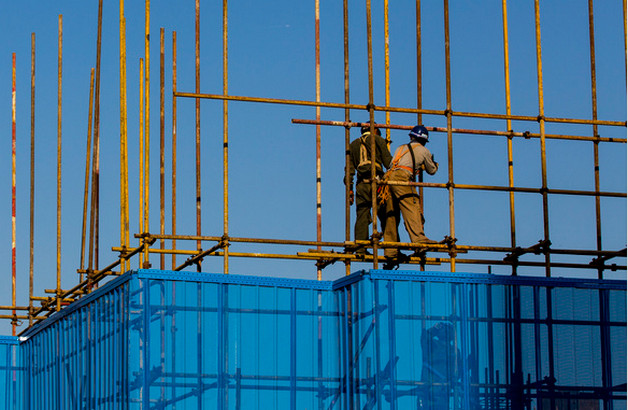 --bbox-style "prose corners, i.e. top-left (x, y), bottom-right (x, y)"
top-left (383, 169), bottom-right (429, 257)
top-left (354, 180), bottom-right (387, 247)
